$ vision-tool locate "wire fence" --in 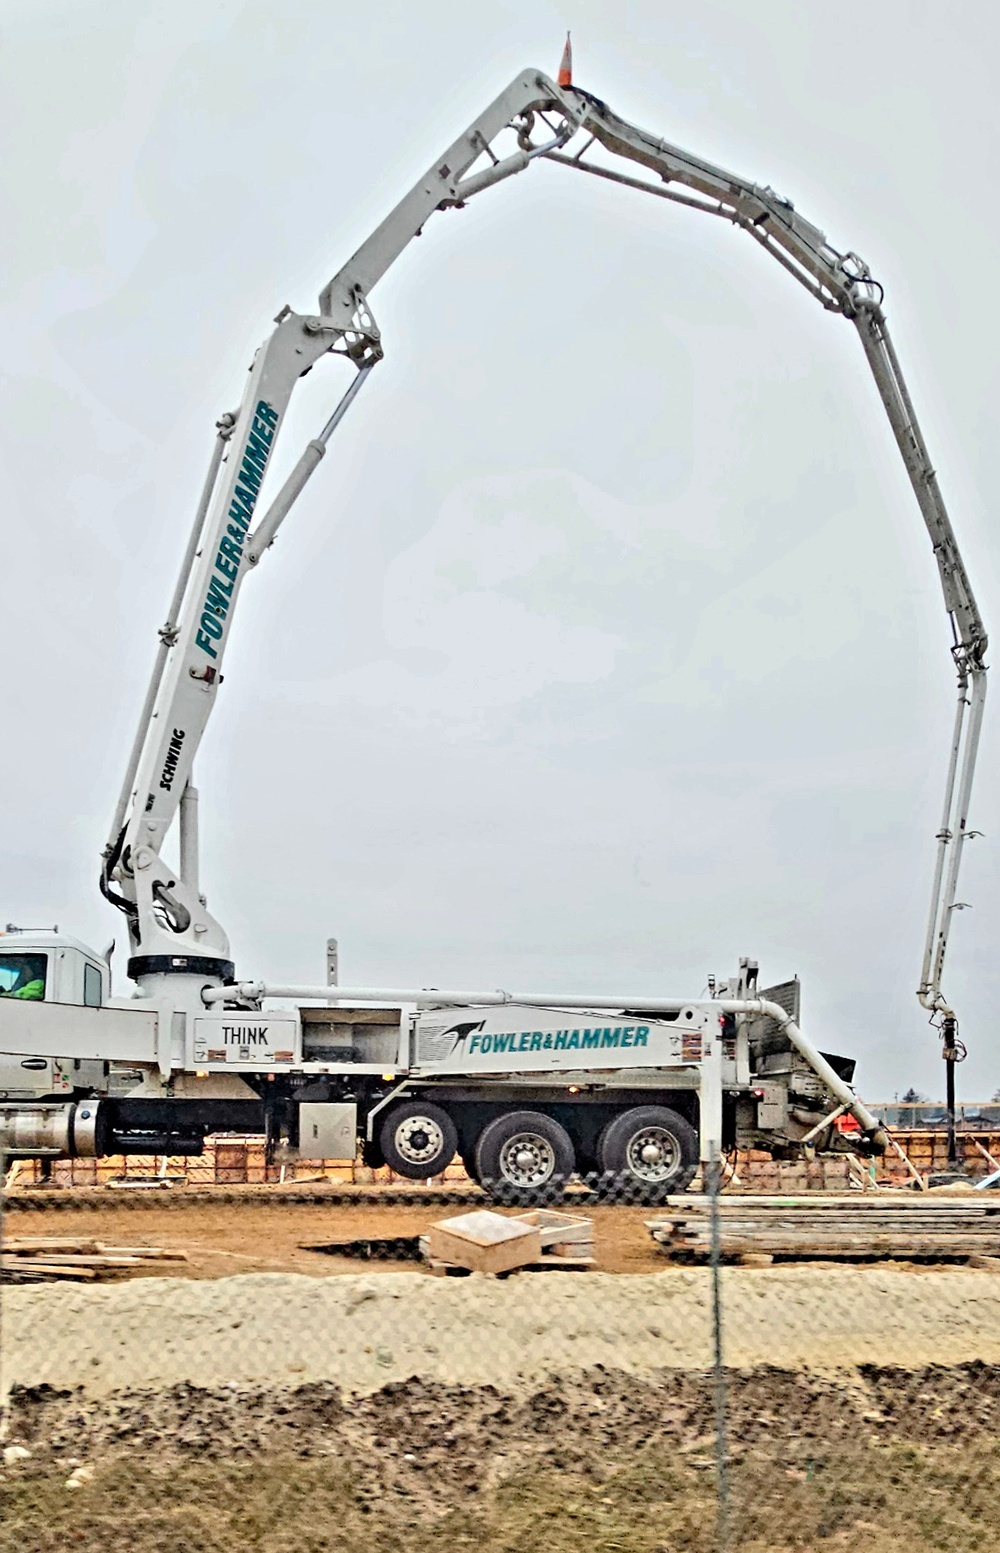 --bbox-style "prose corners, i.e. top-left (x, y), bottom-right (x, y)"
top-left (3, 1146), bottom-right (1000, 1552)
